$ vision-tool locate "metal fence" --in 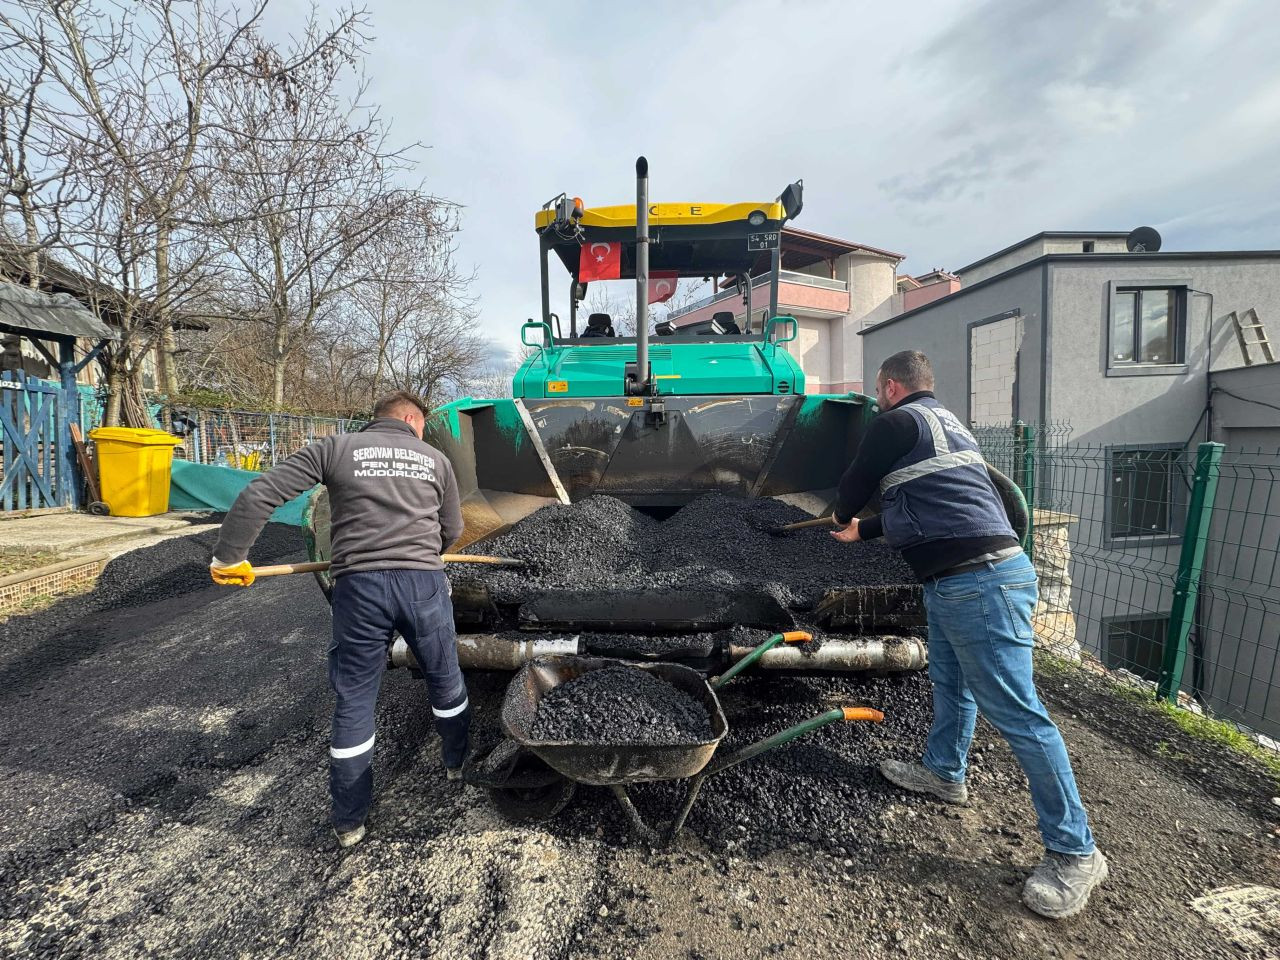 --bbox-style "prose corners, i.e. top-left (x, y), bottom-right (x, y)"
top-left (975, 422), bottom-right (1280, 744)
top-left (158, 406), bottom-right (366, 471)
